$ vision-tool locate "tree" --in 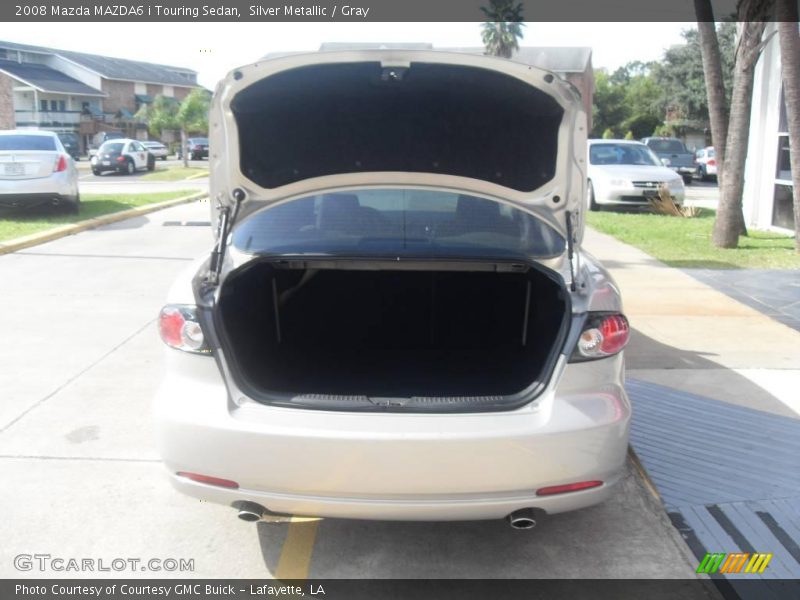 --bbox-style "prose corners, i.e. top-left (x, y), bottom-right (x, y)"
top-left (652, 24), bottom-right (736, 128)
top-left (776, 0), bottom-right (800, 251)
top-left (480, 0), bottom-right (525, 58)
top-left (591, 70), bottom-right (628, 137)
top-left (141, 90), bottom-right (210, 167)
top-left (694, 0), bottom-right (729, 185)
top-left (712, 0), bottom-right (775, 248)
top-left (176, 89), bottom-right (211, 167)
